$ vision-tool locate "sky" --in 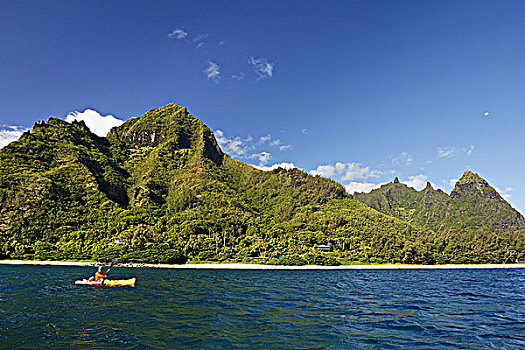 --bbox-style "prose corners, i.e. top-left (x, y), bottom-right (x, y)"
top-left (1, 0), bottom-right (524, 213)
